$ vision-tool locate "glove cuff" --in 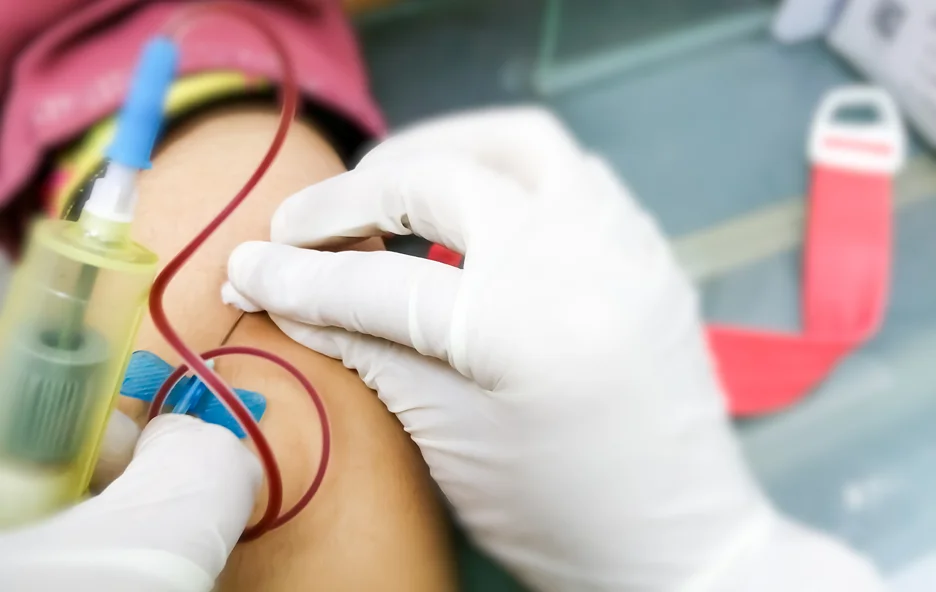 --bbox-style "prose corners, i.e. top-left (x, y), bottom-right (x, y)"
top-left (0, 548), bottom-right (213, 591)
top-left (688, 515), bottom-right (884, 592)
